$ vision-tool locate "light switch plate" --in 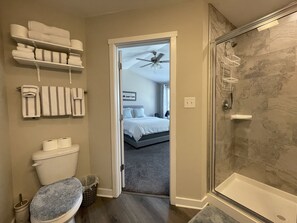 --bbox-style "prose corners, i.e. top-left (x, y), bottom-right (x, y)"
top-left (184, 97), bottom-right (196, 108)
